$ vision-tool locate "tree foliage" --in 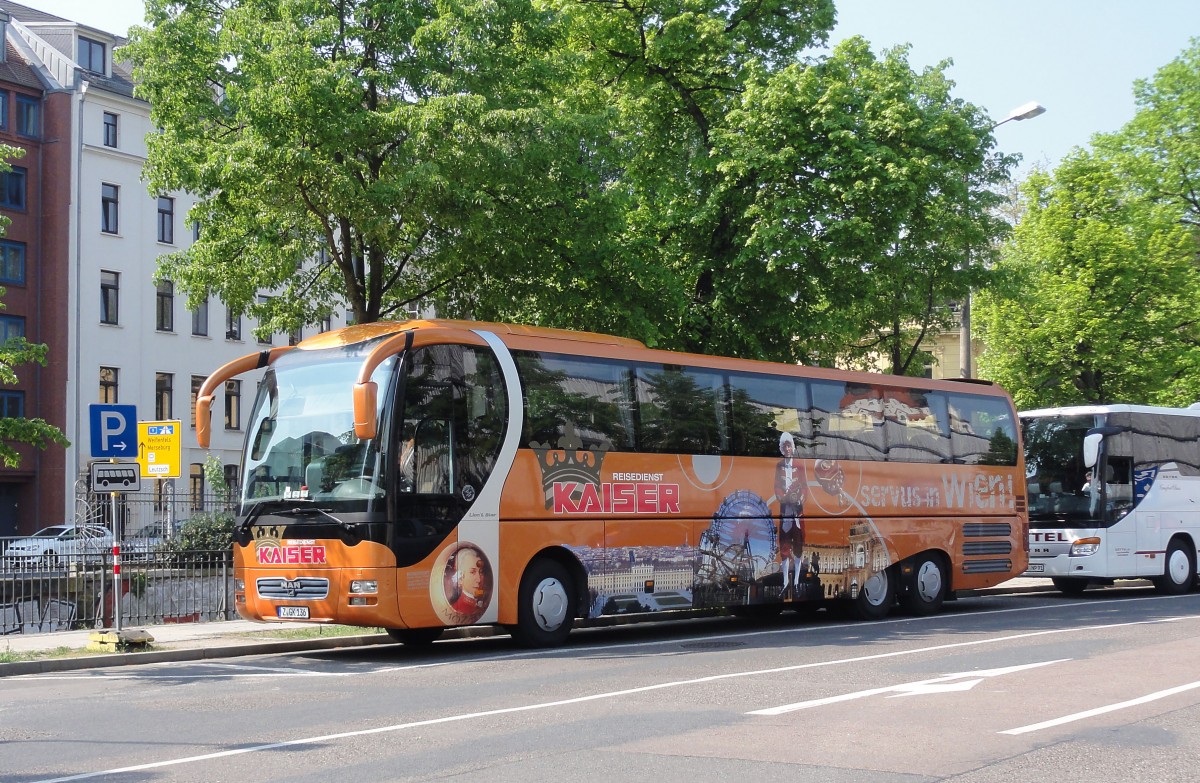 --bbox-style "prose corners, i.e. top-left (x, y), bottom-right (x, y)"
top-left (128, 1), bottom-right (1015, 370)
top-left (976, 151), bottom-right (1200, 408)
top-left (0, 144), bottom-right (70, 467)
top-left (977, 41), bottom-right (1200, 408)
